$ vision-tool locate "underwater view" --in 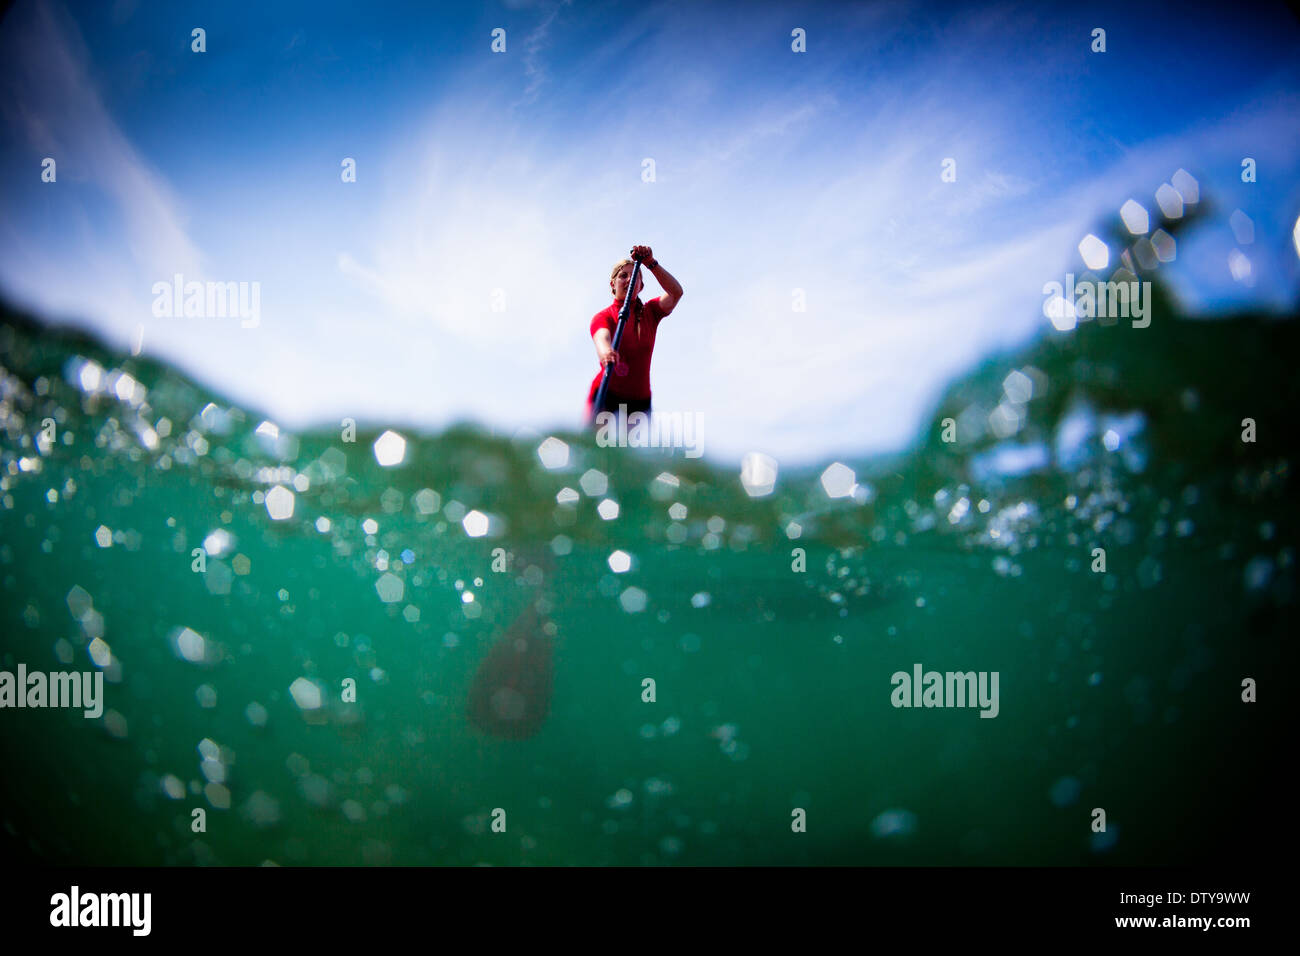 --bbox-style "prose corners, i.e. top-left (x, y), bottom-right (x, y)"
top-left (1, 188), bottom-right (1292, 866)
top-left (0, 1), bottom-right (1295, 894)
